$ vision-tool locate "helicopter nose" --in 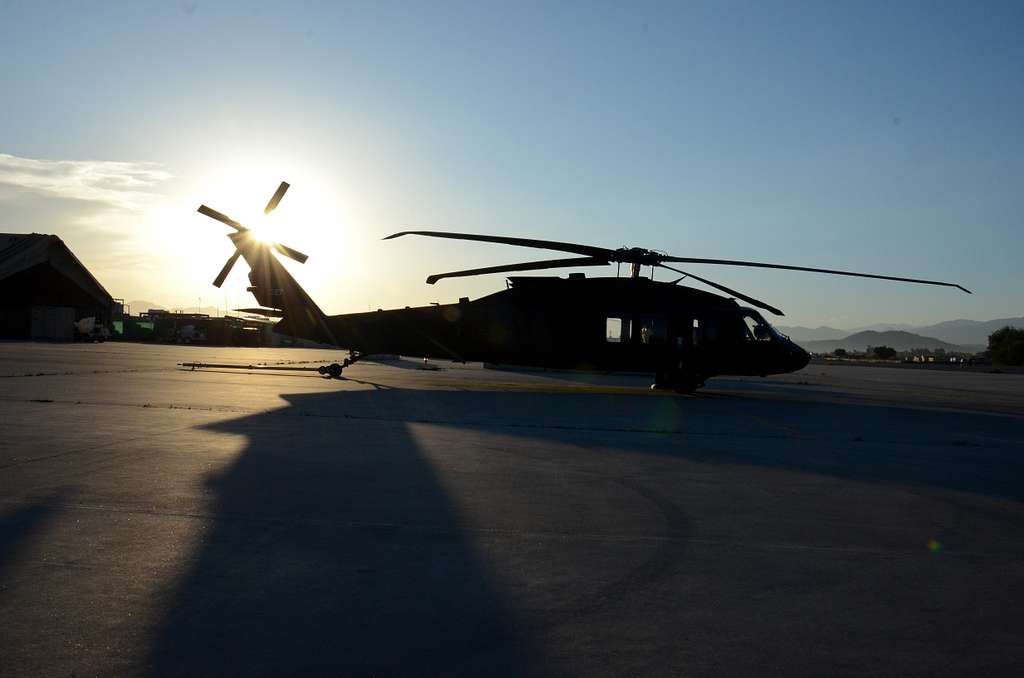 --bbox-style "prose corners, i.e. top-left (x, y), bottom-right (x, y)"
top-left (796, 347), bottom-right (811, 370)
top-left (790, 345), bottom-right (811, 371)
top-left (778, 341), bottom-right (811, 373)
